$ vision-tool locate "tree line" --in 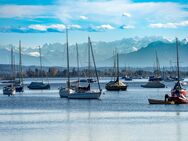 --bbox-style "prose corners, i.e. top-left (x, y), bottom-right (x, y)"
top-left (0, 67), bottom-right (188, 79)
